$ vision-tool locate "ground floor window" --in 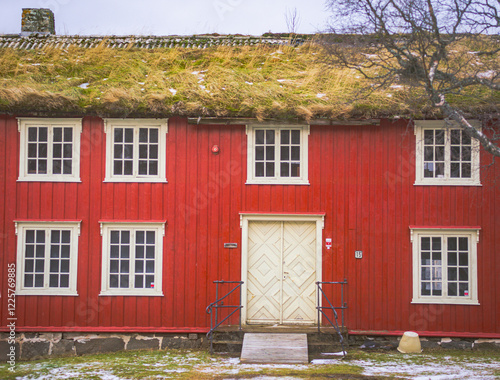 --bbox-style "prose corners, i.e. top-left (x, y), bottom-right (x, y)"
top-left (99, 222), bottom-right (165, 296)
top-left (410, 227), bottom-right (479, 305)
top-left (15, 221), bottom-right (80, 295)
